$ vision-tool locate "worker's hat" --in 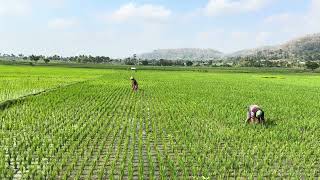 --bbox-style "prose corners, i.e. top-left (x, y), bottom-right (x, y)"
top-left (130, 76), bottom-right (134, 80)
top-left (256, 110), bottom-right (263, 118)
